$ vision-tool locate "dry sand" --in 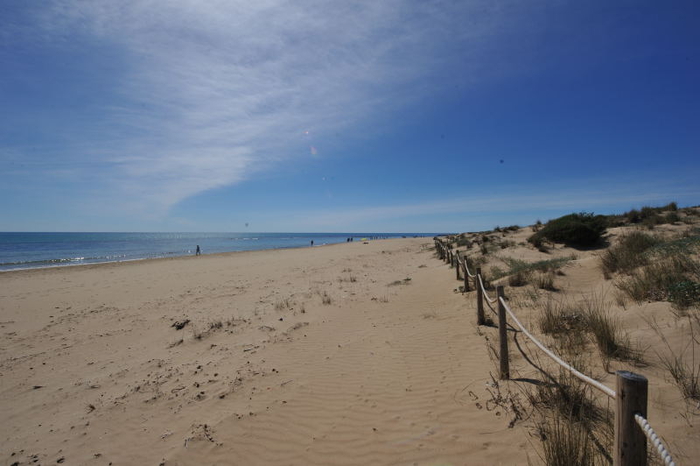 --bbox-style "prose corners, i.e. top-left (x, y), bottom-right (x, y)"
top-left (1, 238), bottom-right (531, 466)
